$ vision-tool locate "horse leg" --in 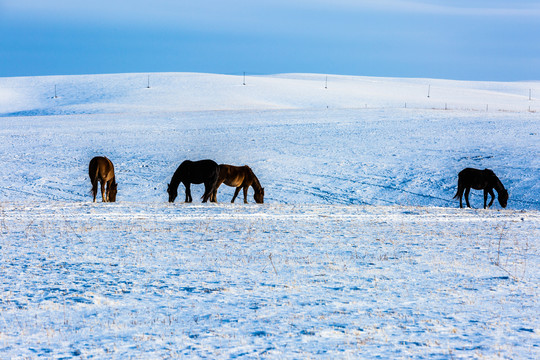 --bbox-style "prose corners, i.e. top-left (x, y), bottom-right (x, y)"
top-left (100, 180), bottom-right (107, 202)
top-left (185, 183), bottom-right (192, 203)
top-left (91, 179), bottom-right (98, 202)
top-left (231, 187), bottom-right (242, 203)
top-left (211, 179), bottom-right (224, 203)
top-left (202, 182), bottom-right (211, 203)
top-left (105, 181), bottom-right (110, 202)
top-left (464, 188), bottom-right (471, 208)
top-left (209, 184), bottom-right (217, 202)
top-left (203, 175), bottom-right (219, 203)
top-left (487, 189), bottom-right (495, 208)
top-left (456, 185), bottom-right (463, 208)
top-left (243, 186), bottom-right (249, 204)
